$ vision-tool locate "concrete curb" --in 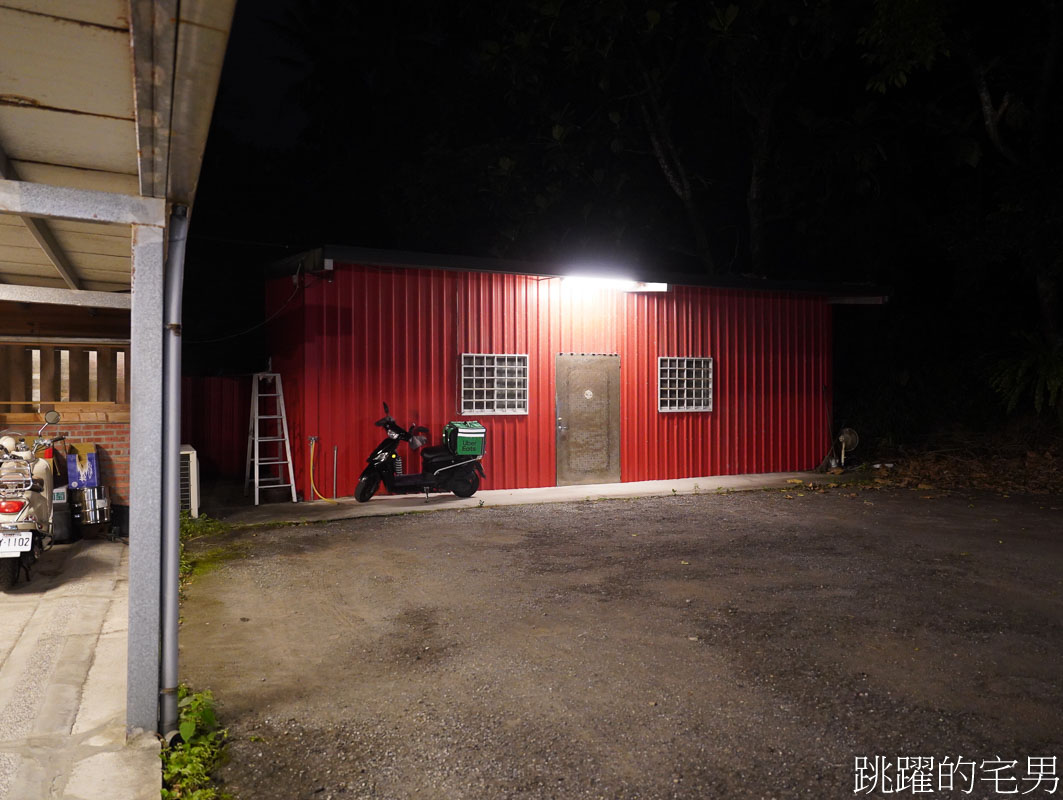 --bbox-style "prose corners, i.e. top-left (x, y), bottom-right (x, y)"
top-left (216, 471), bottom-right (829, 527)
